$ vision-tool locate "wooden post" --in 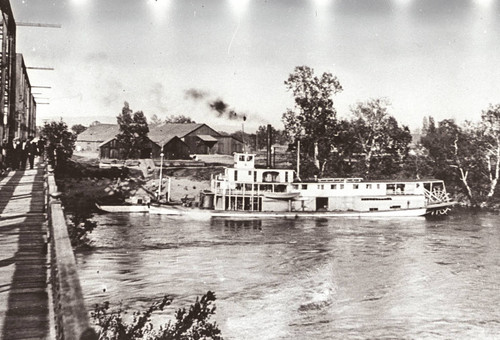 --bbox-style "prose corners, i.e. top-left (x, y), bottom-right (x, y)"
top-left (297, 140), bottom-right (301, 179)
